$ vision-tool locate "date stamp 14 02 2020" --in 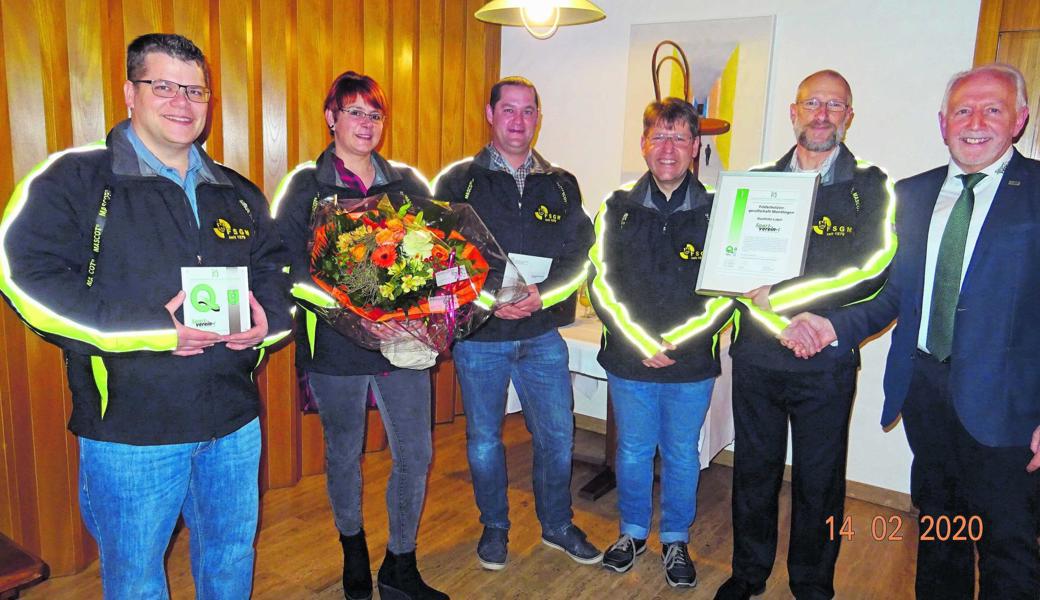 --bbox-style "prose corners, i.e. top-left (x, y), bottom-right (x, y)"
top-left (826, 514), bottom-right (983, 542)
